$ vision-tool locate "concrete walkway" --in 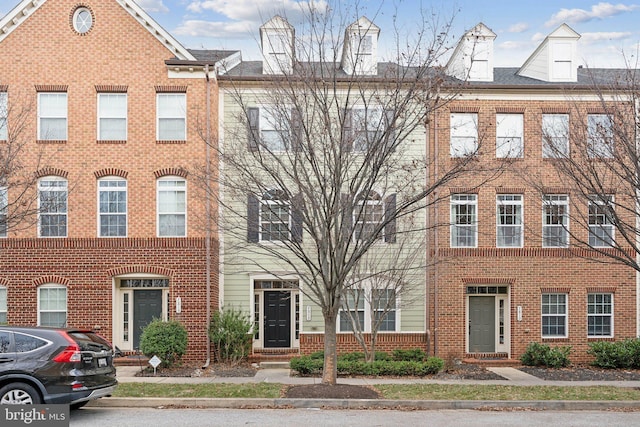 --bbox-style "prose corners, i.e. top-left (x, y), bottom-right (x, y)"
top-left (87, 365), bottom-right (640, 411)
